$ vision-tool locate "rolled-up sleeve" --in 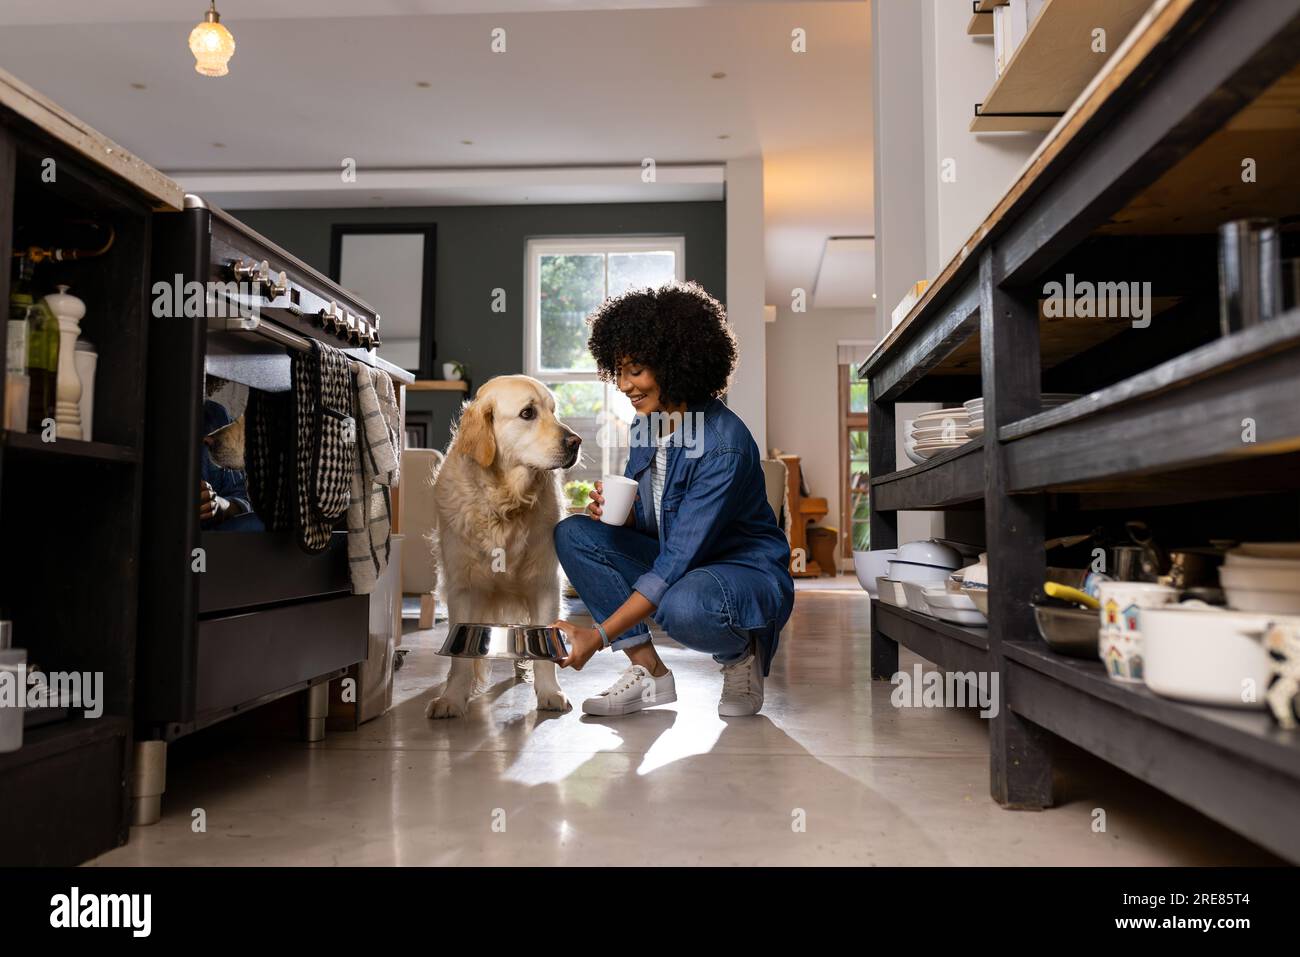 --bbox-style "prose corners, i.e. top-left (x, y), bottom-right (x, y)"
top-left (633, 448), bottom-right (743, 606)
